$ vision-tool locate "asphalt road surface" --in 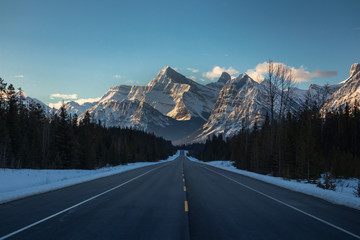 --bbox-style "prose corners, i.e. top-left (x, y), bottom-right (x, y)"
top-left (1, 151), bottom-right (360, 240)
